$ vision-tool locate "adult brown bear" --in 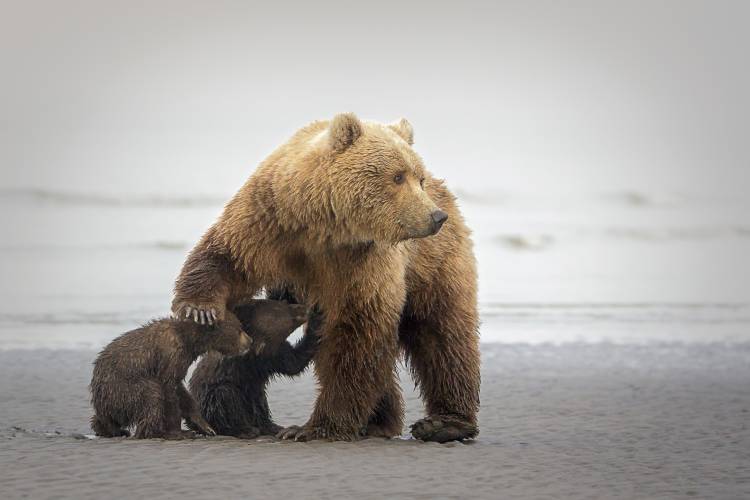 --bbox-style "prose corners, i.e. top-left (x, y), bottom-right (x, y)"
top-left (172, 113), bottom-right (480, 442)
